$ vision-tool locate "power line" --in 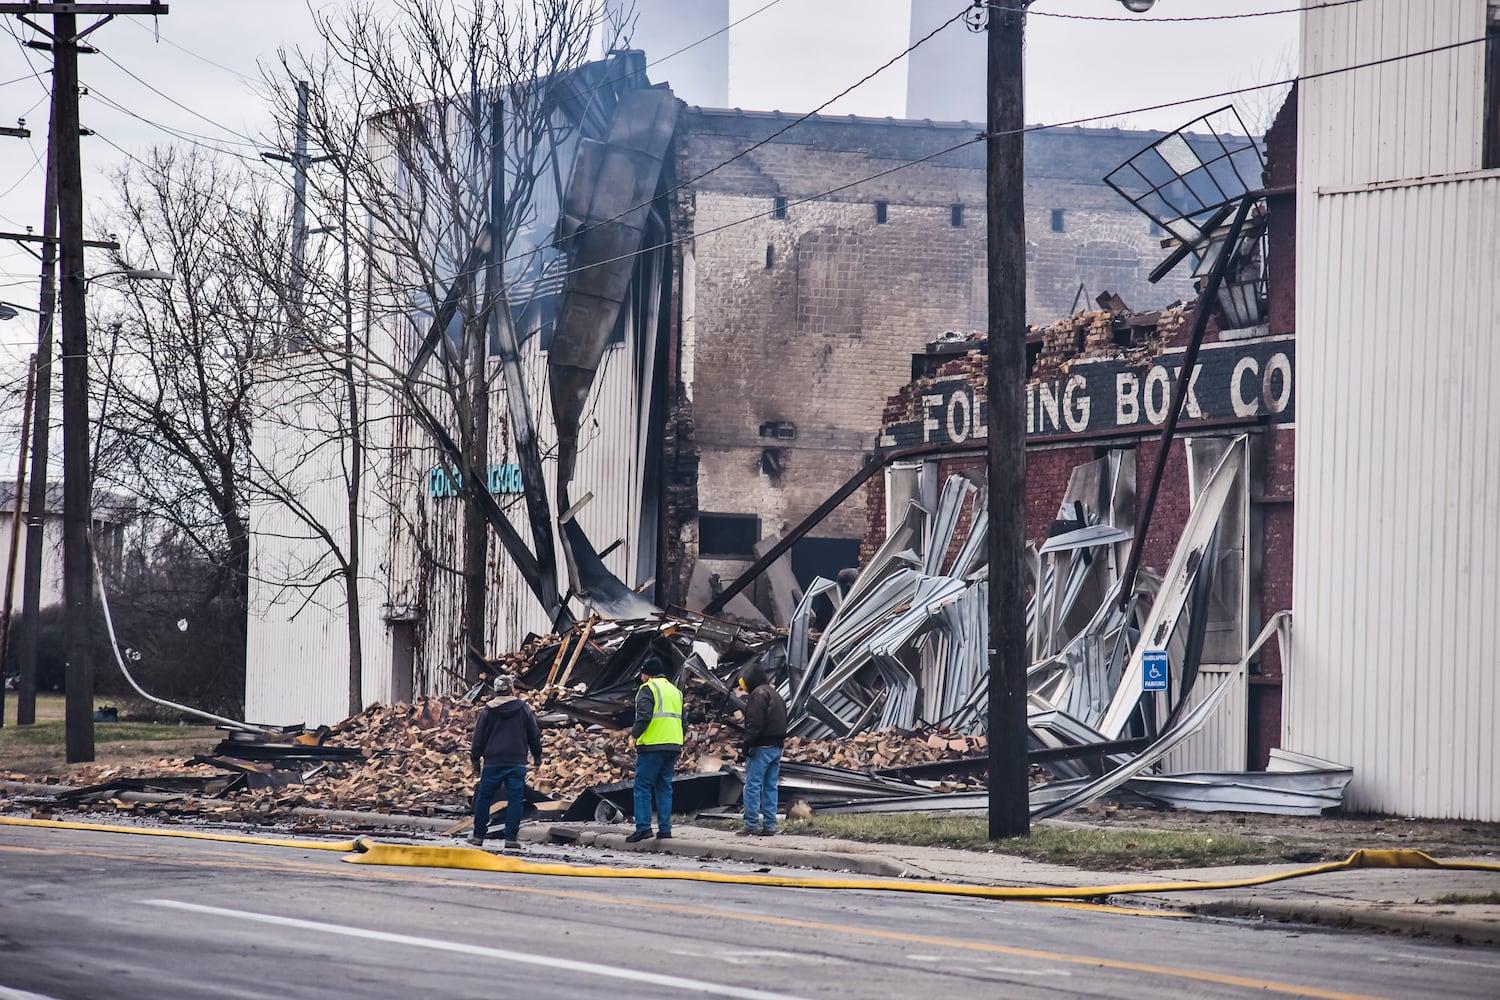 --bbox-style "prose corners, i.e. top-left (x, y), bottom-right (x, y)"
top-left (501, 1), bottom-right (974, 273)
top-left (91, 45), bottom-right (264, 149)
top-left (639, 0), bottom-right (785, 71)
top-left (530, 30), bottom-right (1497, 285)
top-left (122, 14), bottom-right (260, 85)
top-left (1028, 0), bottom-right (1363, 22)
top-left (992, 31), bottom-right (1493, 137)
top-left (88, 88), bottom-right (266, 158)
